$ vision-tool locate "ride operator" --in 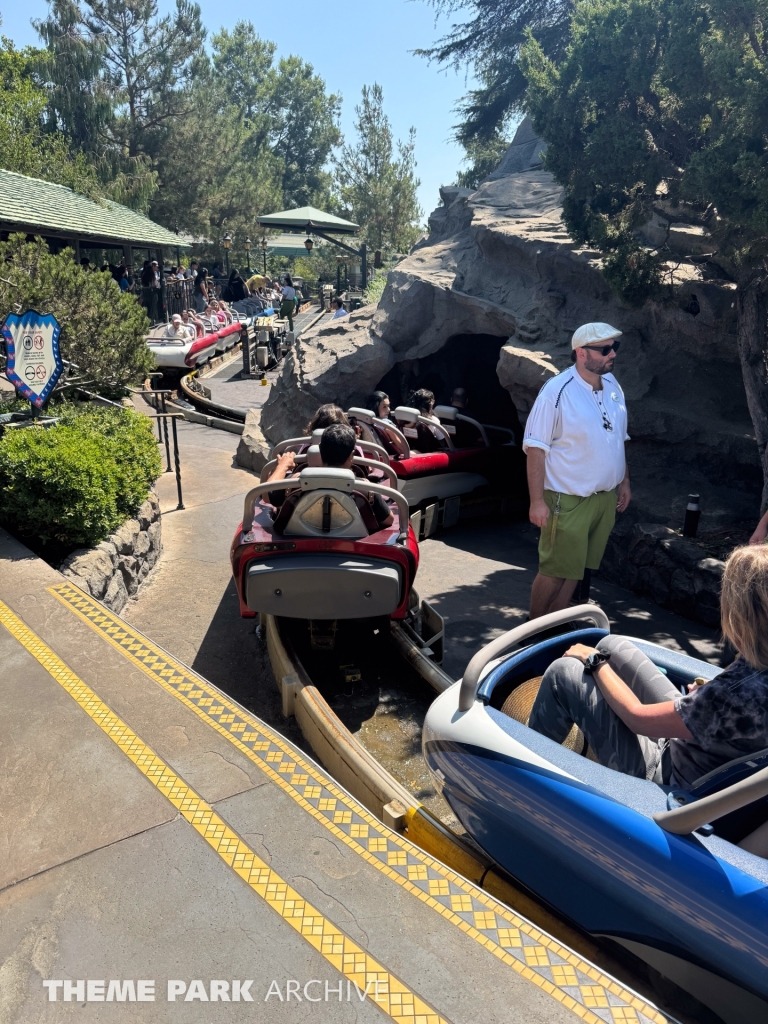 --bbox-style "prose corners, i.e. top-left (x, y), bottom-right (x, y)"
top-left (523, 322), bottom-right (631, 620)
